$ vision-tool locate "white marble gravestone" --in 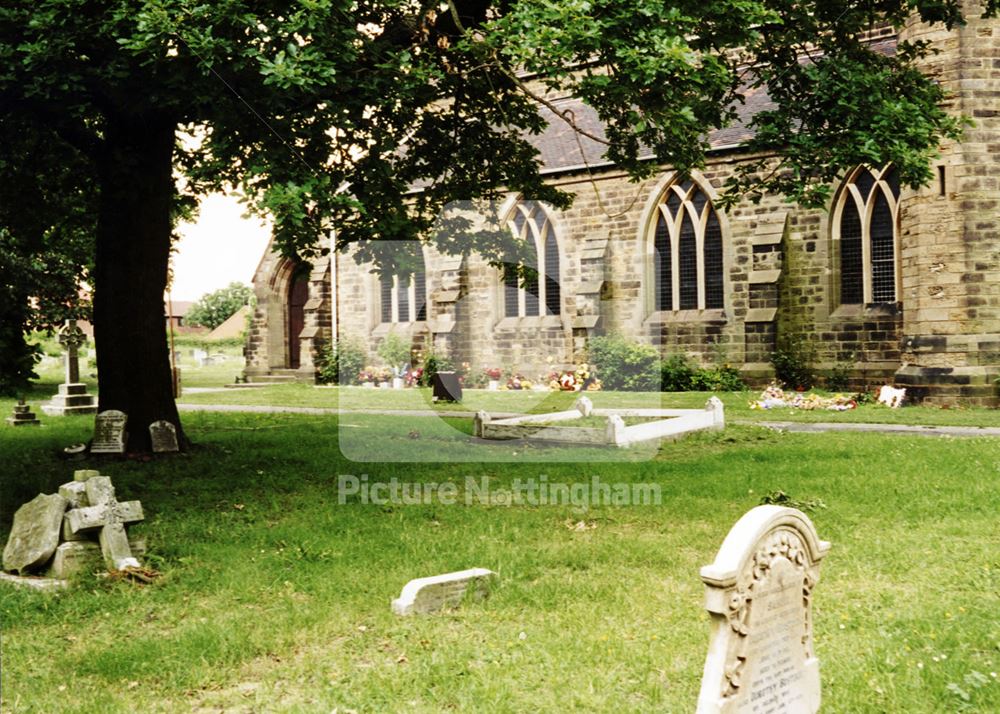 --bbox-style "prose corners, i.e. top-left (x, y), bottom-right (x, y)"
top-left (392, 568), bottom-right (496, 615)
top-left (696, 506), bottom-right (830, 714)
top-left (149, 420), bottom-right (179, 453)
top-left (91, 410), bottom-right (128, 454)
